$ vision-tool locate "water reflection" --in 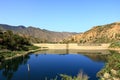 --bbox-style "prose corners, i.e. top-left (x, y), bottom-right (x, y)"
top-left (35, 49), bottom-right (110, 62)
top-left (0, 55), bottom-right (30, 80)
top-left (83, 54), bottom-right (108, 62)
top-left (35, 49), bottom-right (111, 54)
top-left (0, 50), bottom-right (111, 80)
